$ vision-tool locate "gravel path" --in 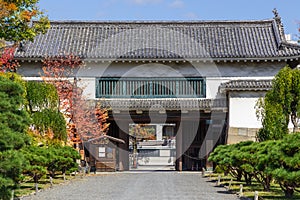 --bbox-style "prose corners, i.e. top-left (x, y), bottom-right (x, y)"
top-left (22, 172), bottom-right (239, 200)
